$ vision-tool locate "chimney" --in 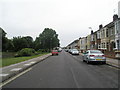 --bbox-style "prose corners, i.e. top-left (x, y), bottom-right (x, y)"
top-left (79, 37), bottom-right (81, 40)
top-left (113, 14), bottom-right (118, 21)
top-left (99, 24), bottom-right (103, 29)
top-left (91, 30), bottom-right (93, 34)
